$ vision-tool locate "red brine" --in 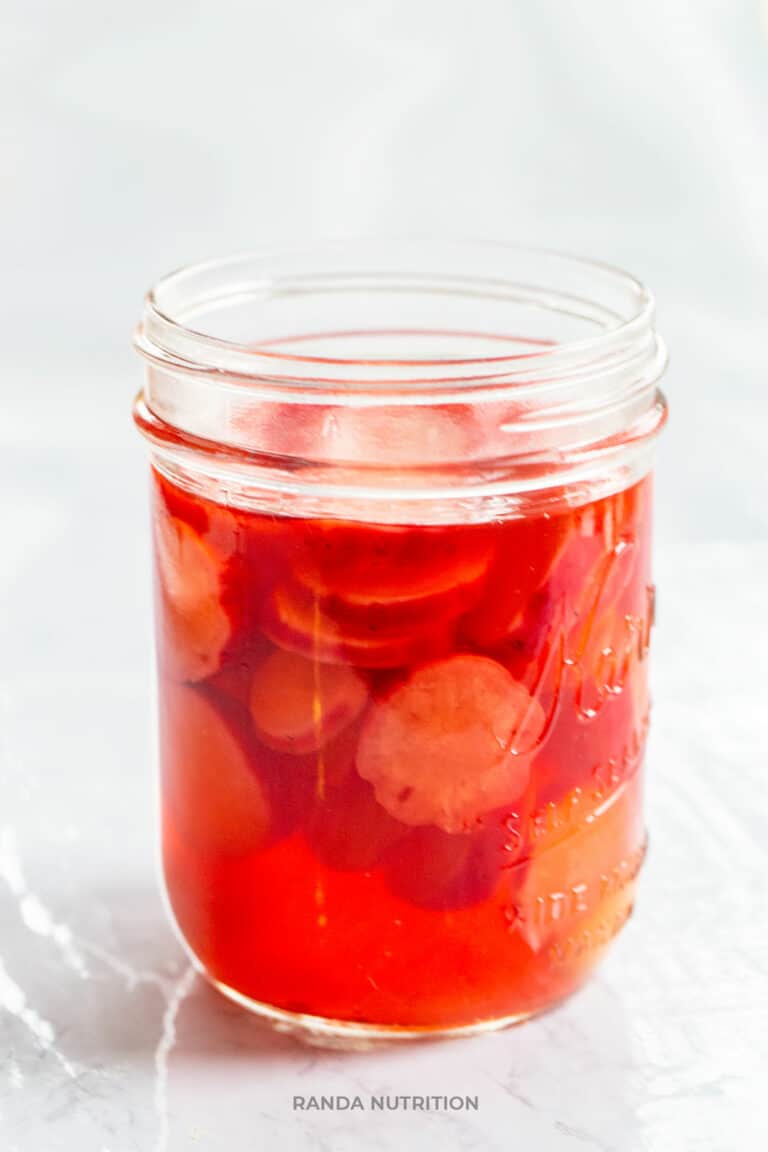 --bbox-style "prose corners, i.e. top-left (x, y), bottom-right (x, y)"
top-left (155, 469), bottom-right (652, 1031)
